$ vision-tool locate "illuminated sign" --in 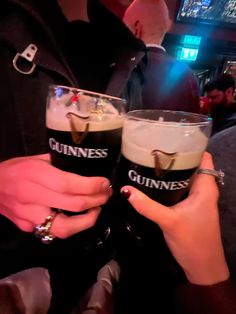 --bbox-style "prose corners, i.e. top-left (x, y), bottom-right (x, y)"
top-left (177, 47), bottom-right (199, 62)
top-left (181, 35), bottom-right (202, 46)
